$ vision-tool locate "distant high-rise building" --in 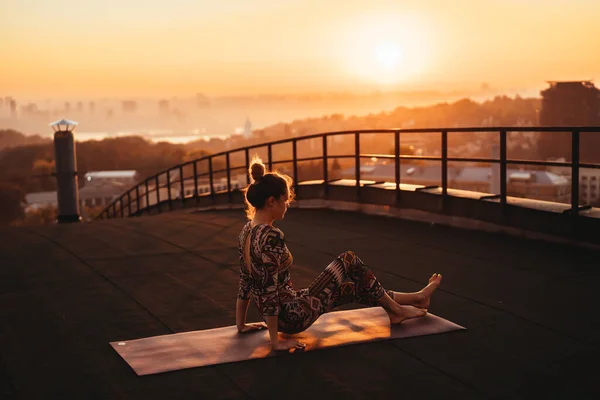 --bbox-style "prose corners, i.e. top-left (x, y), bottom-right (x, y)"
top-left (9, 98), bottom-right (17, 118)
top-left (537, 81), bottom-right (600, 162)
top-left (243, 117), bottom-right (253, 139)
top-left (89, 101), bottom-right (96, 113)
top-left (77, 101), bottom-right (83, 113)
